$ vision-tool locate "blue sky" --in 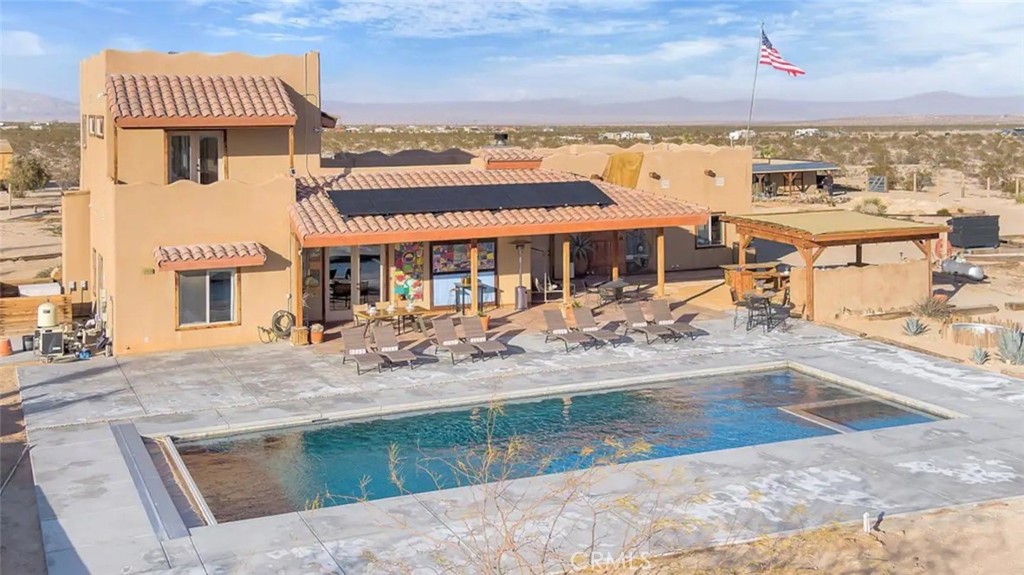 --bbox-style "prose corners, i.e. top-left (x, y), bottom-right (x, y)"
top-left (2, 0), bottom-right (1022, 103)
